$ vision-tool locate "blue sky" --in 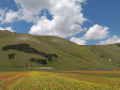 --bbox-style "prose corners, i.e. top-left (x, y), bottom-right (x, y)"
top-left (0, 0), bottom-right (120, 45)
